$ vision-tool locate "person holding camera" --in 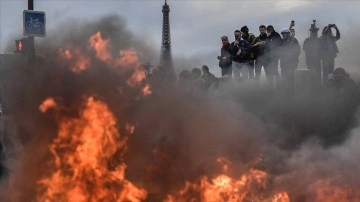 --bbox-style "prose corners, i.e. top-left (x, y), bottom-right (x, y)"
top-left (217, 35), bottom-right (233, 77)
top-left (279, 28), bottom-right (301, 94)
top-left (251, 25), bottom-right (269, 82)
top-left (230, 30), bottom-right (251, 81)
top-left (303, 20), bottom-right (322, 83)
top-left (240, 26), bottom-right (256, 79)
top-left (320, 24), bottom-right (340, 85)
